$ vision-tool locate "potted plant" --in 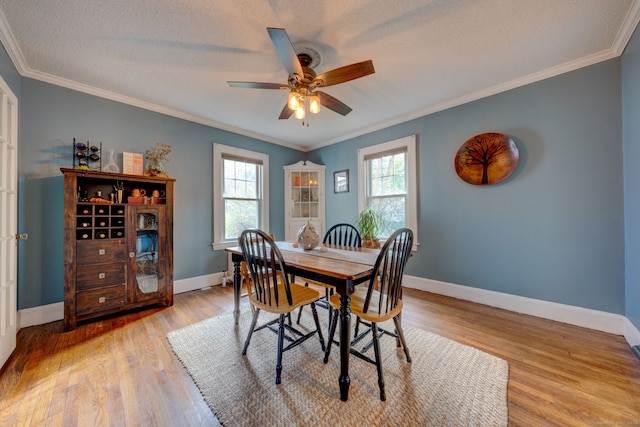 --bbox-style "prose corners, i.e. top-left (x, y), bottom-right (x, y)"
top-left (356, 207), bottom-right (385, 248)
